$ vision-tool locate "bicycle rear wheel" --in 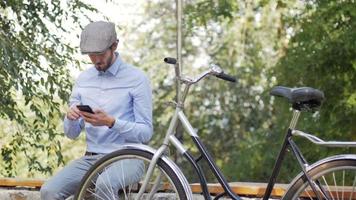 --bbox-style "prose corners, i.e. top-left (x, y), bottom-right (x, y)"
top-left (74, 148), bottom-right (190, 200)
top-left (283, 156), bottom-right (356, 200)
